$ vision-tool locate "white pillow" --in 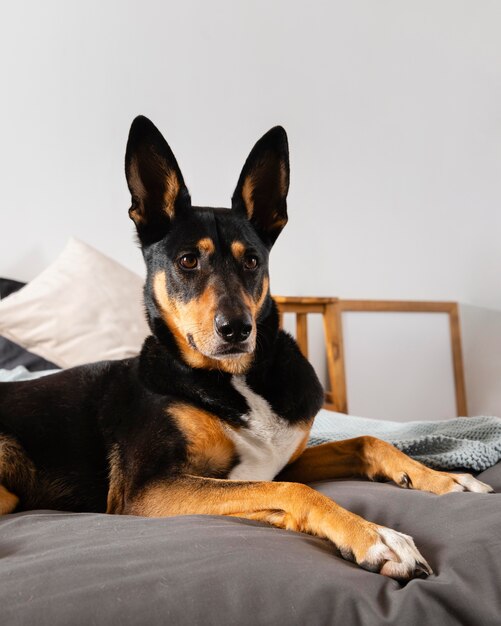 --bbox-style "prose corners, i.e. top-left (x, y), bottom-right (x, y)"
top-left (0, 238), bottom-right (149, 368)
